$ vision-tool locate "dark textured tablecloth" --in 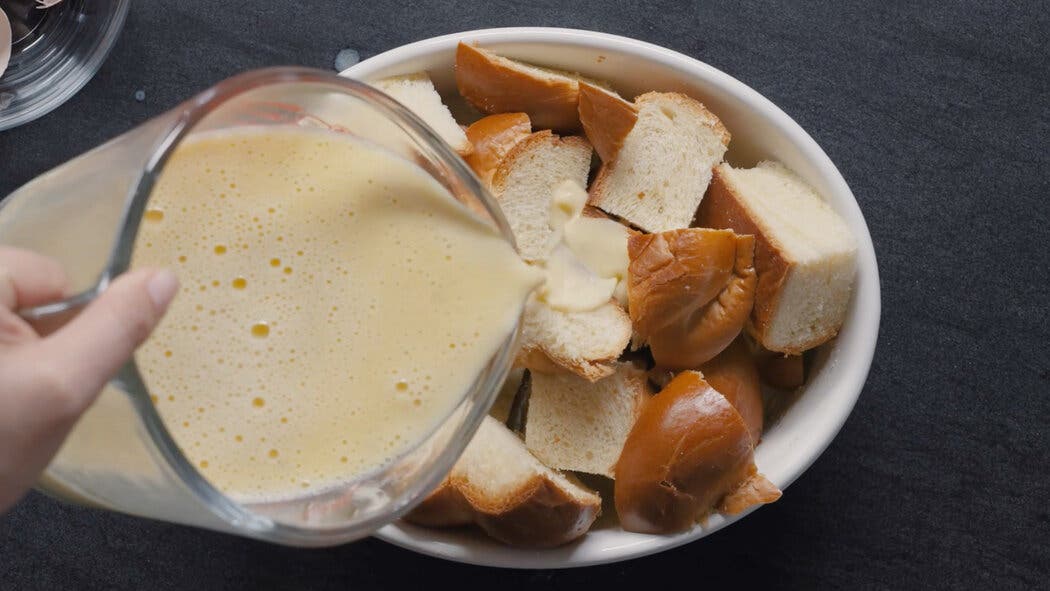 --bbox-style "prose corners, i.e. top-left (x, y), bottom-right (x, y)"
top-left (1, 1), bottom-right (1047, 589)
